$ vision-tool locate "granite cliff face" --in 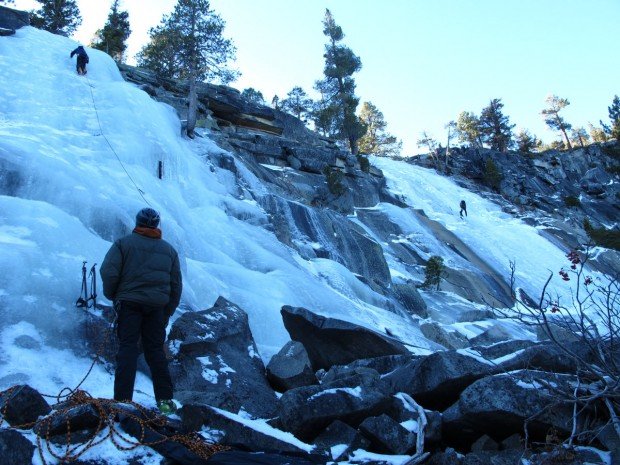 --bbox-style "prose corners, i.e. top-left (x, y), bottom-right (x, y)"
top-left (410, 144), bottom-right (620, 277)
